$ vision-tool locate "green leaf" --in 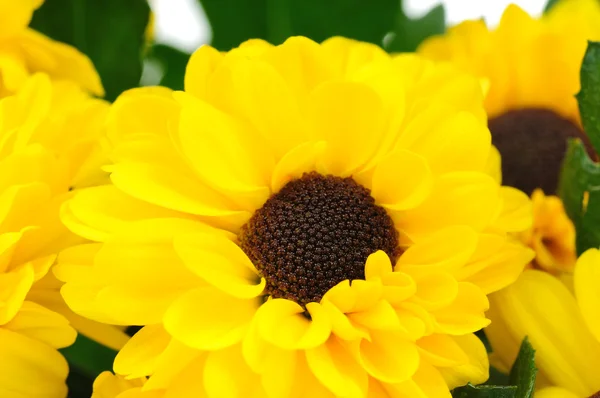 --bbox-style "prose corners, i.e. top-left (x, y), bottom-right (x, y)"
top-left (544, 0), bottom-right (560, 13)
top-left (385, 4), bottom-right (446, 53)
top-left (559, 139), bottom-right (600, 254)
top-left (60, 334), bottom-right (117, 379)
top-left (509, 337), bottom-right (536, 398)
top-left (149, 44), bottom-right (191, 91)
top-left (199, 0), bottom-right (400, 49)
top-left (577, 41), bottom-right (600, 154)
top-left (30, 0), bottom-right (150, 101)
top-left (452, 384), bottom-right (517, 398)
top-left (289, 0), bottom-right (399, 45)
